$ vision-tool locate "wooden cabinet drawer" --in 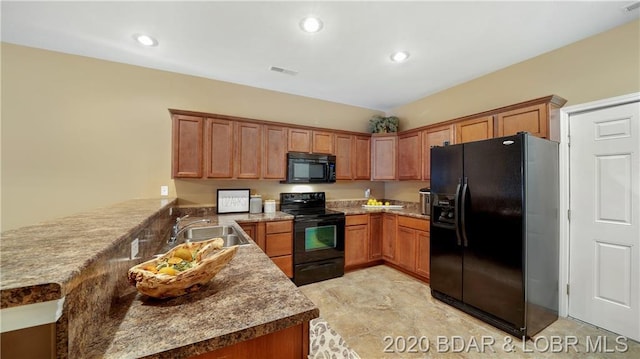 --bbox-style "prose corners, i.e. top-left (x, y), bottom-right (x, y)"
top-left (346, 214), bottom-right (368, 226)
top-left (266, 220), bottom-right (292, 234)
top-left (266, 232), bottom-right (292, 257)
top-left (397, 216), bottom-right (429, 232)
top-left (271, 255), bottom-right (293, 278)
